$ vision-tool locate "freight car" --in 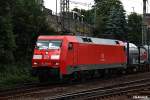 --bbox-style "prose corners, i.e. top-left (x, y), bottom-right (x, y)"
top-left (125, 43), bottom-right (148, 65)
top-left (32, 35), bottom-right (149, 82)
